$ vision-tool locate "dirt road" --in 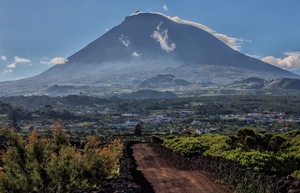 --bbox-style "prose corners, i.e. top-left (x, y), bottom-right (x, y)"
top-left (132, 143), bottom-right (231, 193)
